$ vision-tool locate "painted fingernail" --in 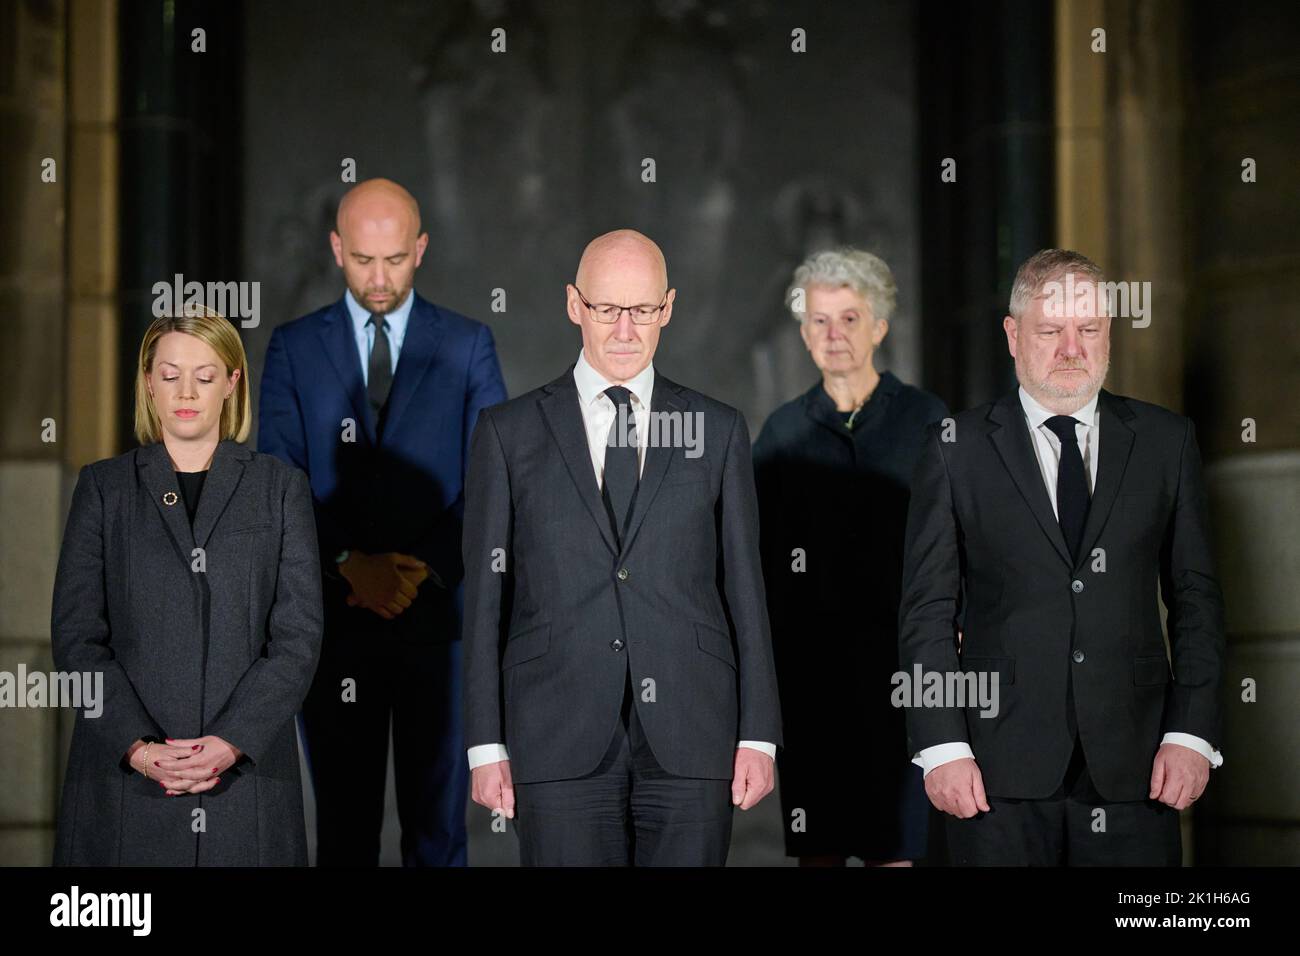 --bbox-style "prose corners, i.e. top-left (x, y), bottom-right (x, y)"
top-left (214, 778), bottom-right (221, 784)
top-left (212, 768), bottom-right (219, 774)
top-left (165, 738), bottom-right (174, 742)
top-left (154, 761), bottom-right (160, 767)
top-left (192, 745), bottom-right (201, 750)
